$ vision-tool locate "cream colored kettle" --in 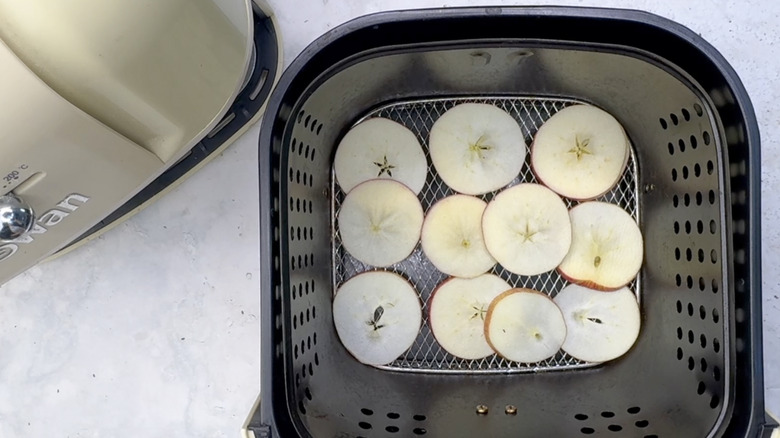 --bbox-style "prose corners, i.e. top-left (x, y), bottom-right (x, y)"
top-left (0, 0), bottom-right (281, 285)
